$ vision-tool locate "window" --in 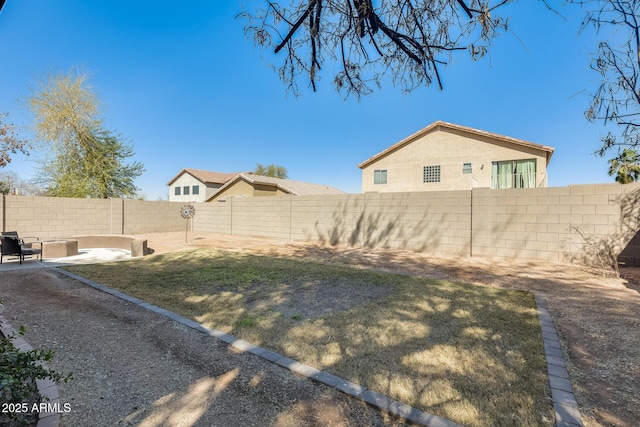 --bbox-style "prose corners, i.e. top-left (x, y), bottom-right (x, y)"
top-left (423, 165), bottom-right (441, 183)
top-left (374, 169), bottom-right (387, 184)
top-left (491, 159), bottom-right (536, 189)
top-left (192, 185), bottom-right (199, 195)
top-left (183, 186), bottom-right (190, 195)
top-left (174, 187), bottom-right (181, 196)
top-left (463, 163), bottom-right (472, 174)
